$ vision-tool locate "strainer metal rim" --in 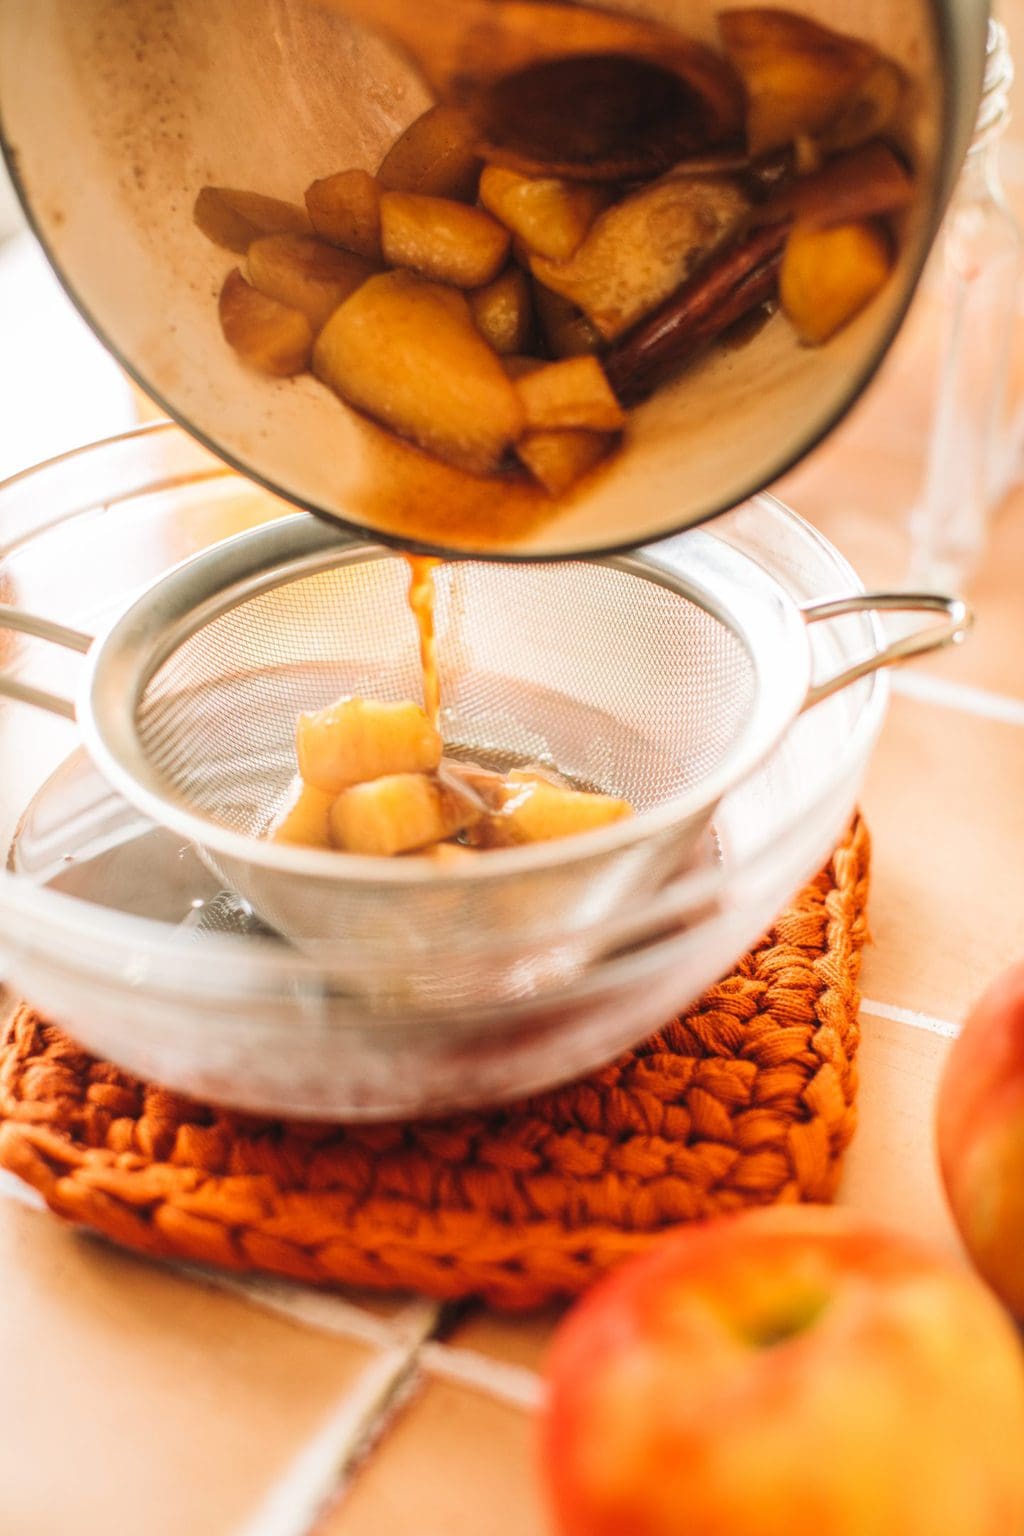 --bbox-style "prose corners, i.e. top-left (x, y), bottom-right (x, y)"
top-left (73, 516), bottom-right (812, 884)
